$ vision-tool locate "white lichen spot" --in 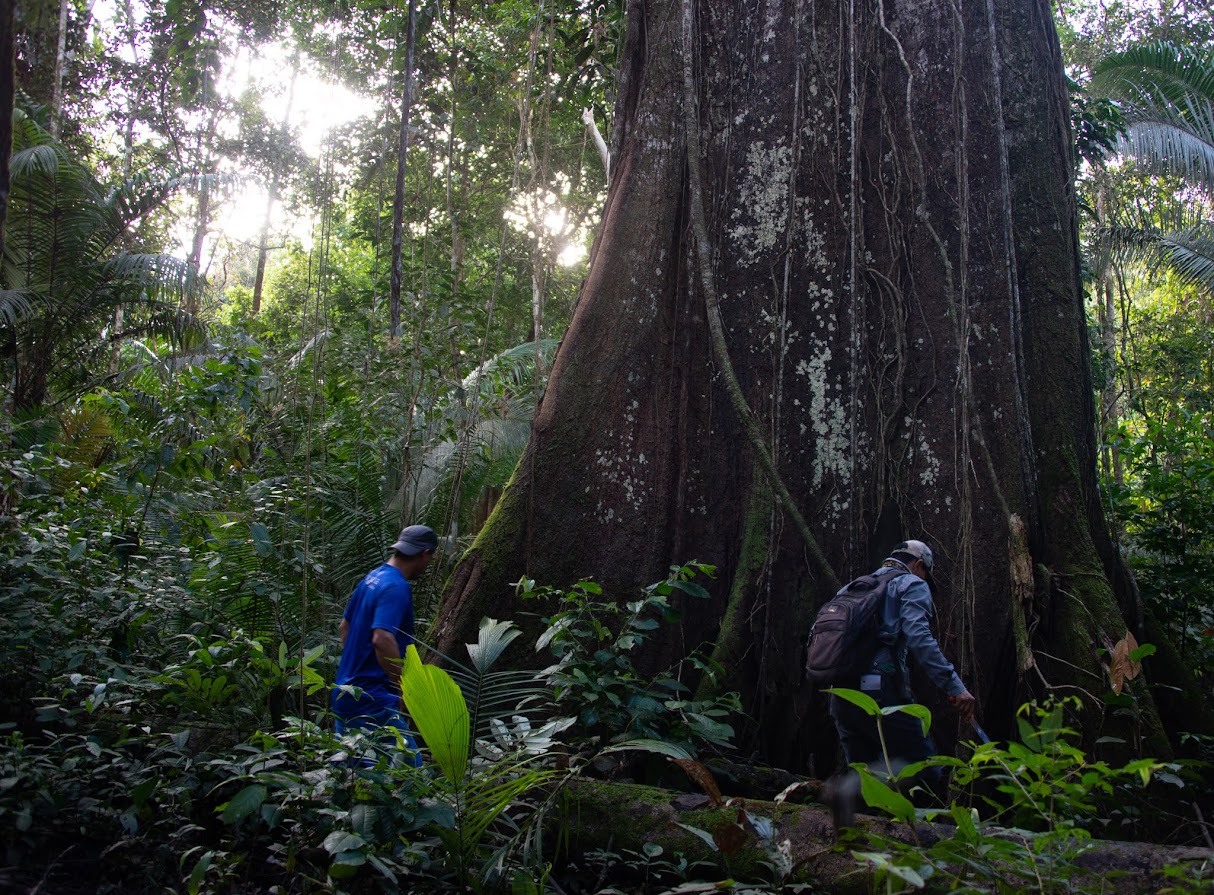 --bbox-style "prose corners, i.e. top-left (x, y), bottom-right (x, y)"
top-left (795, 345), bottom-right (851, 489)
top-left (917, 433), bottom-right (942, 486)
top-left (728, 140), bottom-right (792, 264)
